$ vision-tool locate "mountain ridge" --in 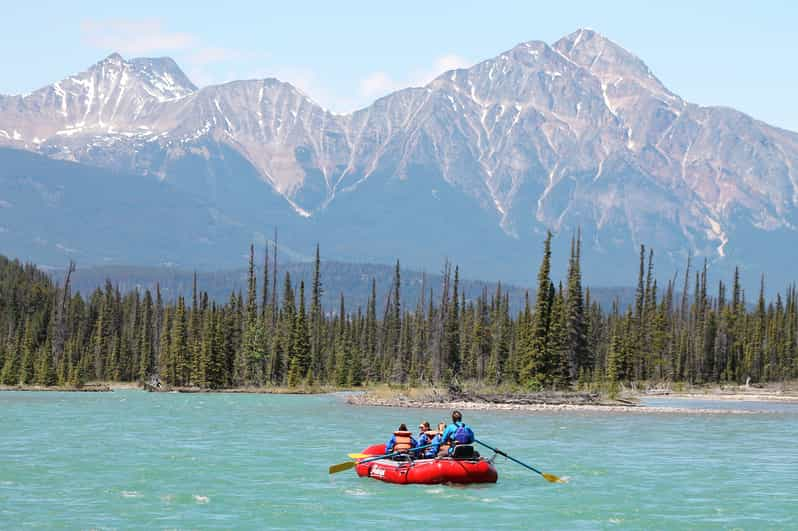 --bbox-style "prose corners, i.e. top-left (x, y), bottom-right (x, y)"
top-left (2, 28), bottom-right (797, 291)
